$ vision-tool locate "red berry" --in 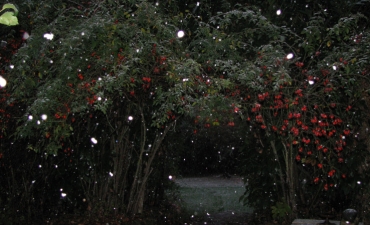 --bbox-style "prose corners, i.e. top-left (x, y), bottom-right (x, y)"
top-left (314, 177), bottom-right (320, 184)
